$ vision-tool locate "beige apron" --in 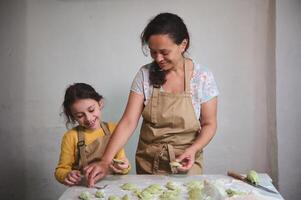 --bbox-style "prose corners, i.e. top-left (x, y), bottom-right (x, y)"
top-left (73, 121), bottom-right (112, 174)
top-left (136, 64), bottom-right (203, 175)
